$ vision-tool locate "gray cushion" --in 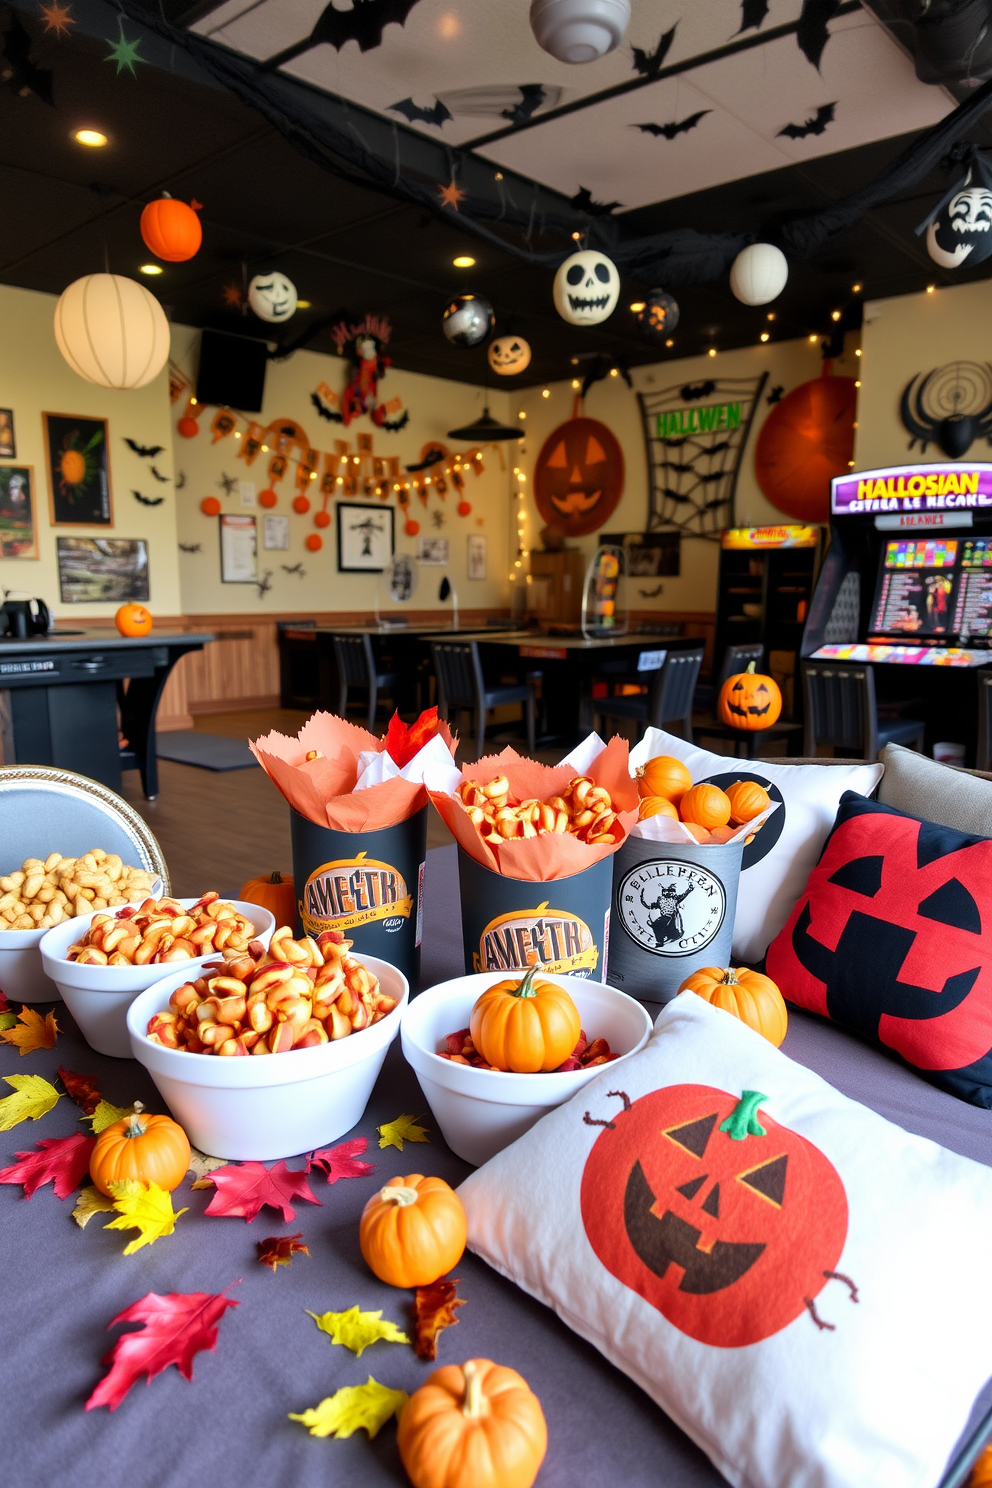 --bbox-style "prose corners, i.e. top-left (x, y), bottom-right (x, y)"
top-left (878, 742), bottom-right (992, 837)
